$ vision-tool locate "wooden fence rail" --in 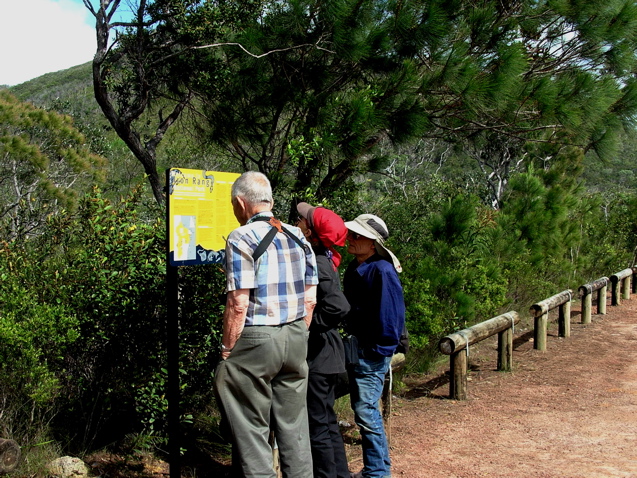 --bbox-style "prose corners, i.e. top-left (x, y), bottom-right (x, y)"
top-left (529, 289), bottom-right (572, 351)
top-left (578, 277), bottom-right (608, 324)
top-left (438, 311), bottom-right (519, 400)
top-left (610, 268), bottom-right (633, 306)
top-left (434, 268), bottom-right (636, 405)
